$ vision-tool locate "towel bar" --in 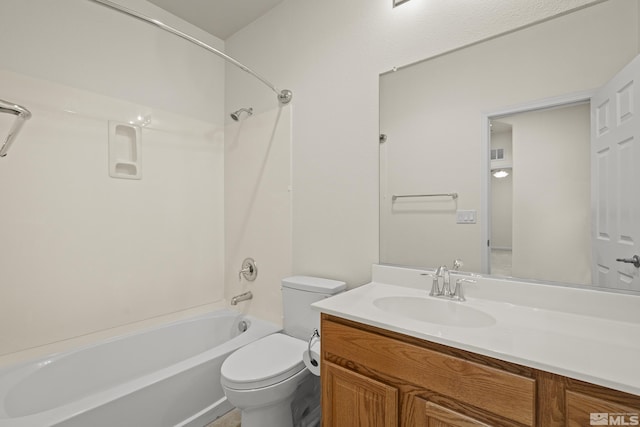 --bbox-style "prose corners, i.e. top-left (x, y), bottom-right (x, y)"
top-left (392, 193), bottom-right (458, 201)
